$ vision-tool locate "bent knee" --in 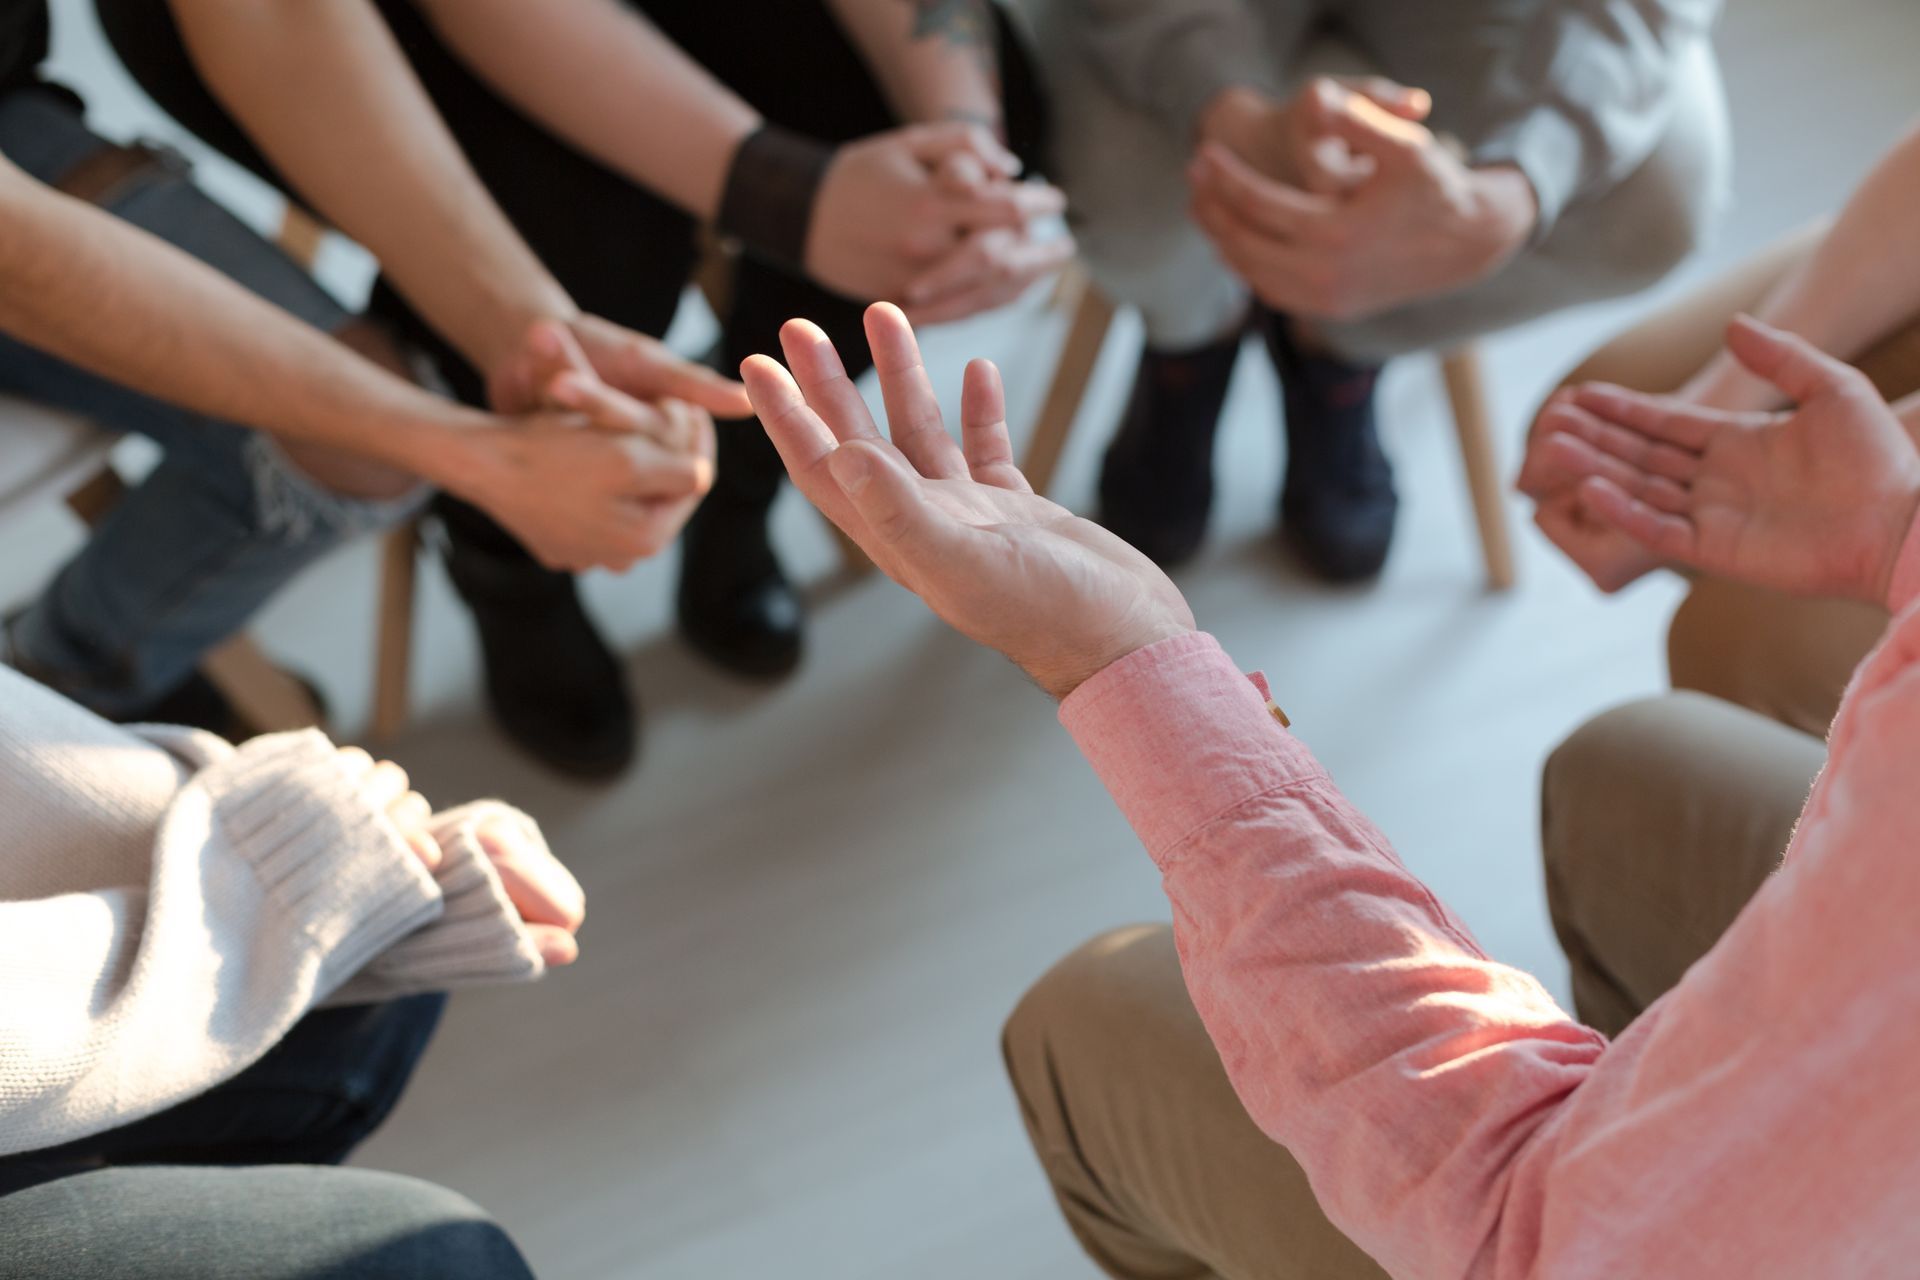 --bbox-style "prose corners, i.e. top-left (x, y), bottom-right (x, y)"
top-left (1003, 924), bottom-right (1178, 1101)
top-left (339, 1172), bottom-right (534, 1280)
